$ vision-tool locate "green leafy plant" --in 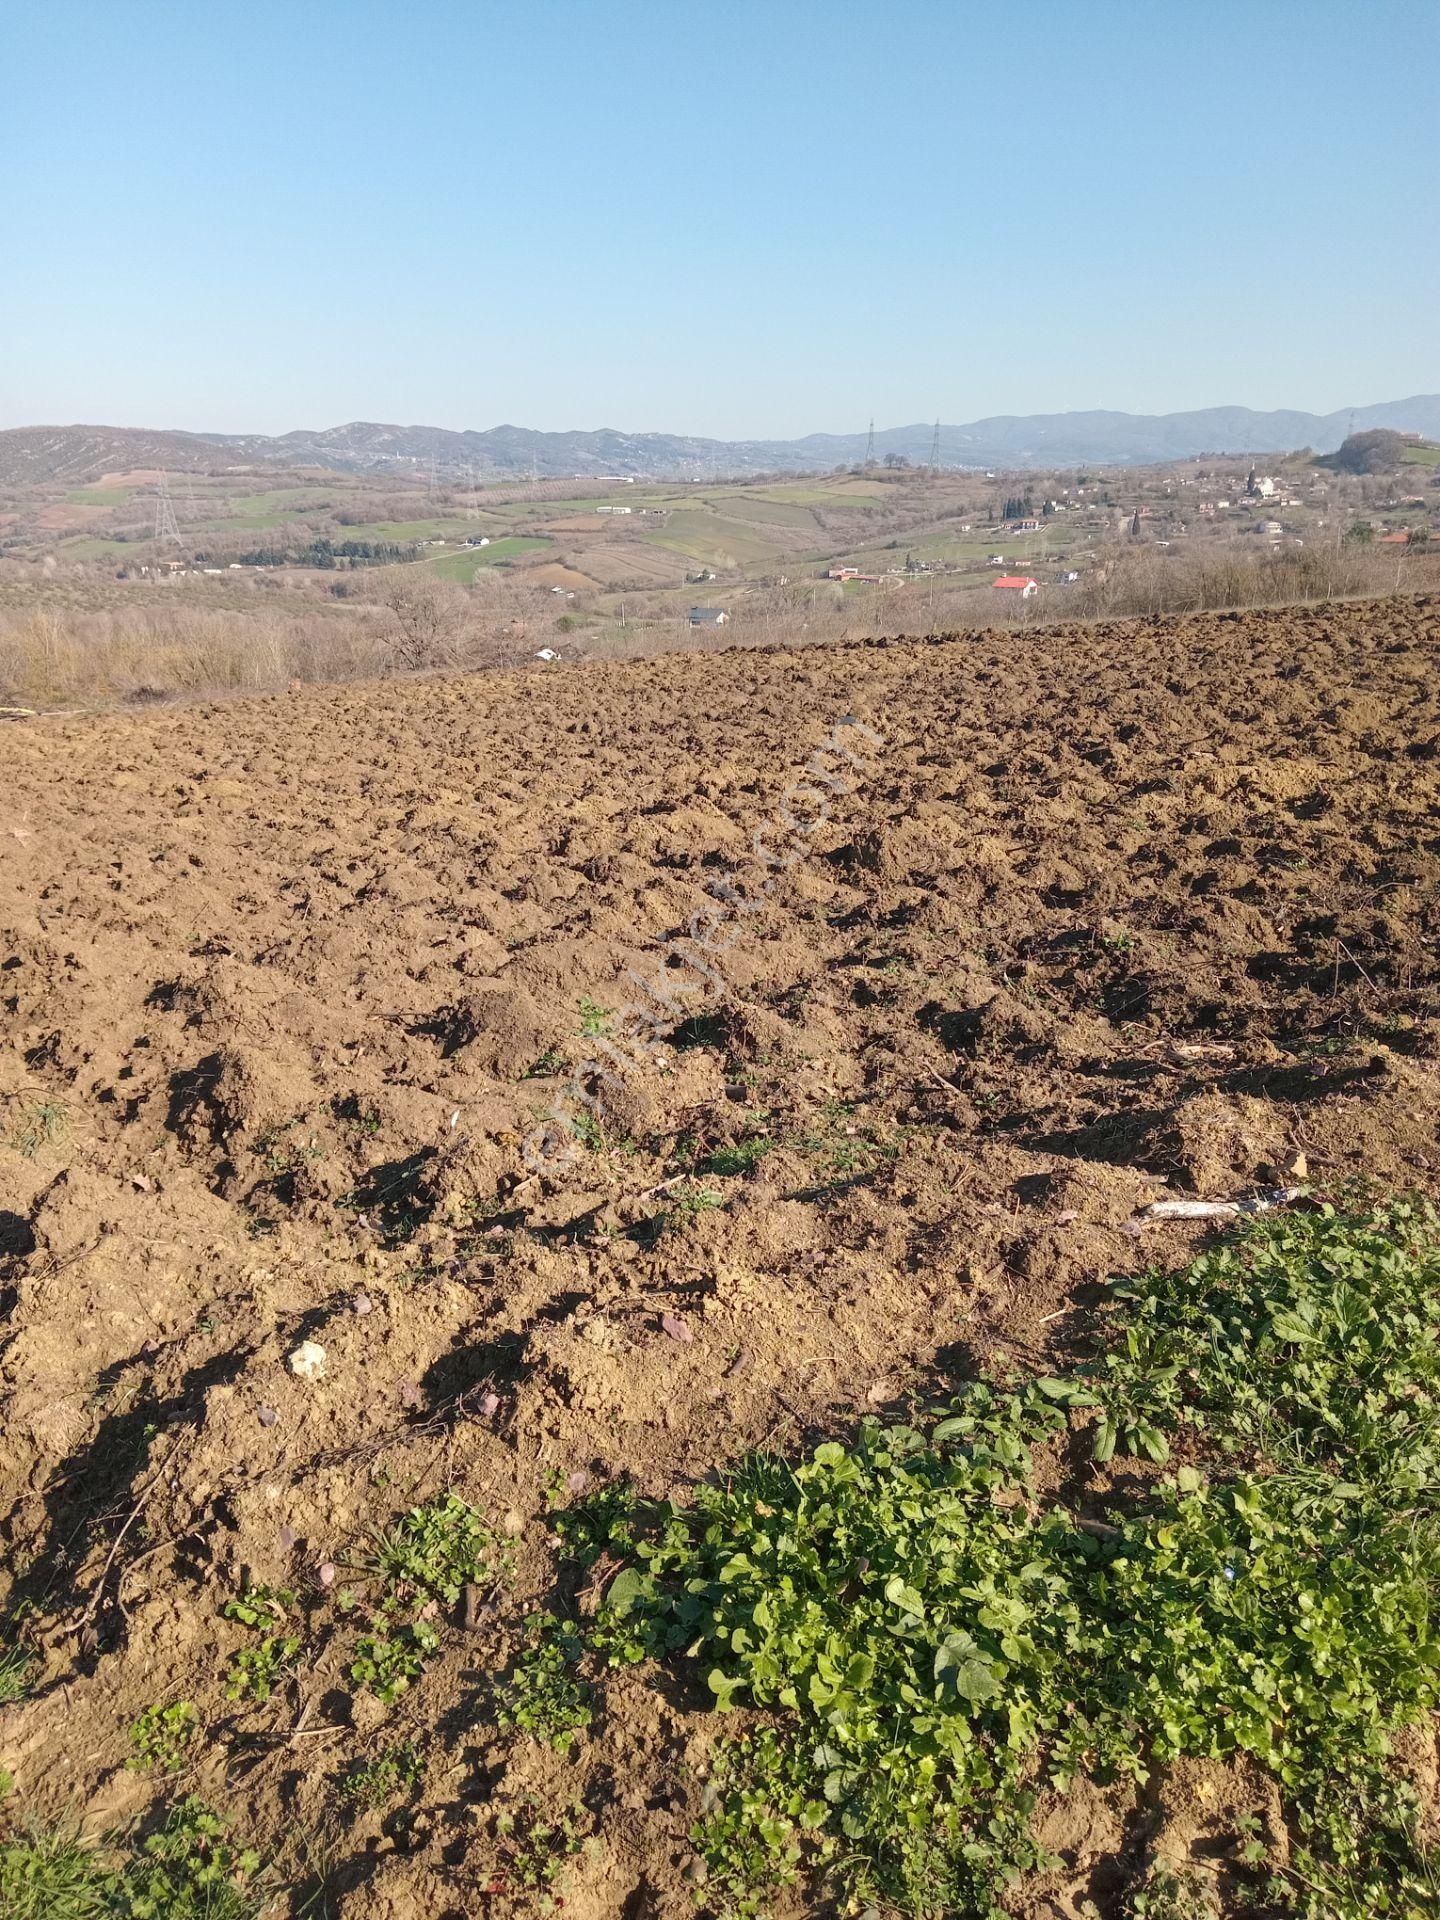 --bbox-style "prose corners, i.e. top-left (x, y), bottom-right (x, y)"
top-left (254, 1120), bottom-right (325, 1177)
top-left (116, 1796), bottom-right (265, 1920)
top-left (349, 1493), bottom-right (502, 1701)
top-left (1124, 1863), bottom-right (1216, 1918)
top-left (223, 1636), bottom-right (301, 1704)
top-left (522, 1047), bottom-right (567, 1079)
top-left (128, 1701), bottom-right (199, 1774)
top-left (371, 1492), bottom-right (504, 1609)
top-left (349, 1623), bottom-right (439, 1705)
top-left (795, 1099), bottom-right (899, 1191)
top-left (336, 1741), bottom-right (424, 1811)
top-left (220, 1584), bottom-right (296, 1632)
top-left (482, 1797), bottom-right (586, 1912)
top-left (1094, 1195), bottom-right (1440, 1489)
top-left (493, 1613), bottom-right (593, 1751)
top-left (652, 1183), bottom-right (725, 1236)
top-left (697, 1131), bottom-right (775, 1178)
top-left (578, 995), bottom-right (611, 1039)
top-left (549, 1477), bottom-right (636, 1568)
top-left (220, 1582), bottom-right (303, 1703)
